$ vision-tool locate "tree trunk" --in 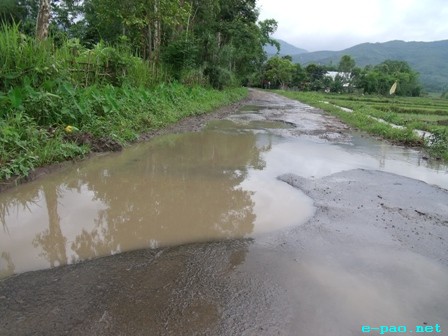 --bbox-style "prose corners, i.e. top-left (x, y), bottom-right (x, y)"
top-left (36, 0), bottom-right (51, 41)
top-left (153, 0), bottom-right (161, 63)
top-left (147, 24), bottom-right (152, 61)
